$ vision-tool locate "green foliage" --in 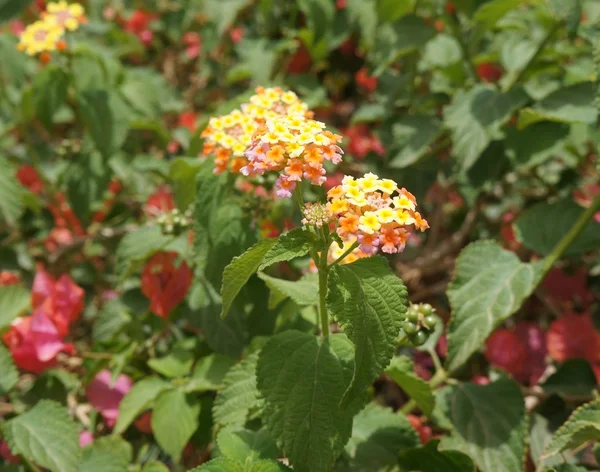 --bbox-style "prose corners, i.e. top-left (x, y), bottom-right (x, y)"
top-left (216, 427), bottom-right (279, 462)
top-left (185, 354), bottom-right (236, 392)
top-left (543, 401), bottom-right (600, 459)
top-left (115, 226), bottom-right (174, 282)
top-left (0, 156), bottom-right (26, 226)
top-left (31, 65), bottom-right (69, 129)
top-left (398, 440), bottom-right (475, 472)
top-left (0, 283), bottom-right (30, 328)
top-left (114, 377), bottom-right (172, 434)
top-left (79, 436), bottom-right (132, 472)
top-left (190, 457), bottom-right (291, 472)
top-left (258, 229), bottom-right (314, 271)
top-left (0, 343), bottom-right (18, 394)
top-left (386, 356), bottom-right (435, 416)
top-left (258, 272), bottom-right (319, 307)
